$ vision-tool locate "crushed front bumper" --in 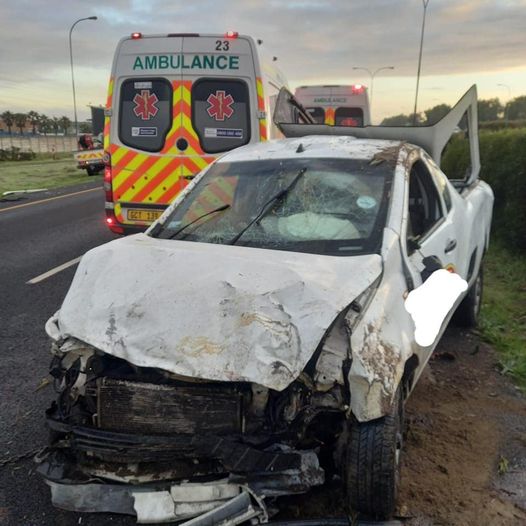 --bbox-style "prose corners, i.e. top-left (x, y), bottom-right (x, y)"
top-left (37, 418), bottom-right (324, 523)
top-left (45, 478), bottom-right (266, 524)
